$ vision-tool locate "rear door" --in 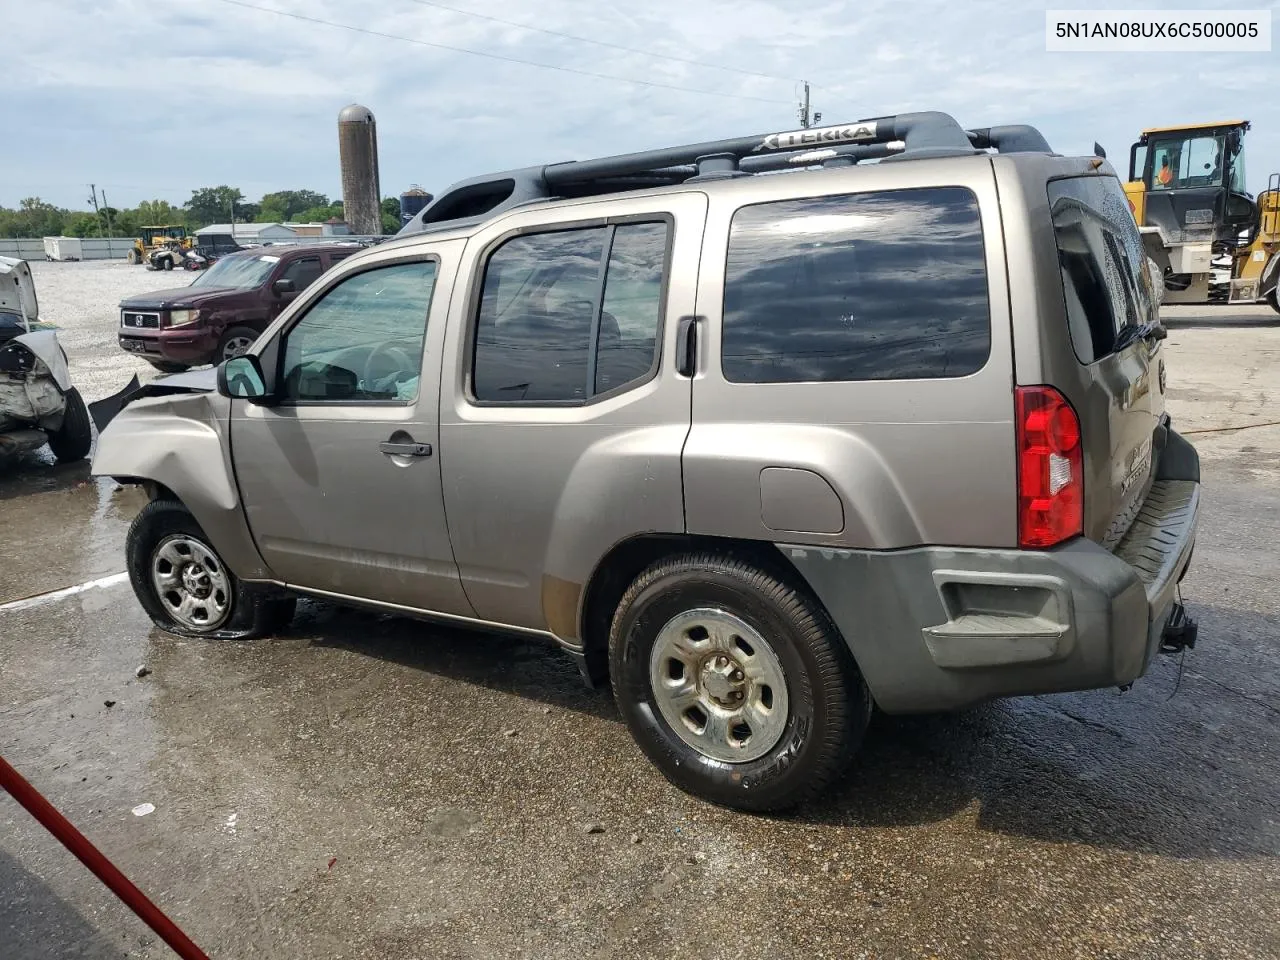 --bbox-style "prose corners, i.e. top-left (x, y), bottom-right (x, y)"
top-left (438, 192), bottom-right (706, 634)
top-left (1046, 174), bottom-right (1164, 545)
